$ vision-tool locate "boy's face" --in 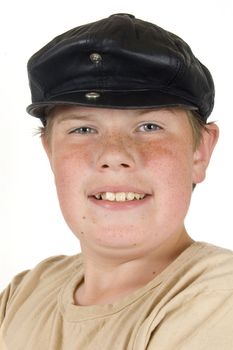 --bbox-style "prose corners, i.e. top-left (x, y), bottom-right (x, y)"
top-left (43, 106), bottom-right (217, 258)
